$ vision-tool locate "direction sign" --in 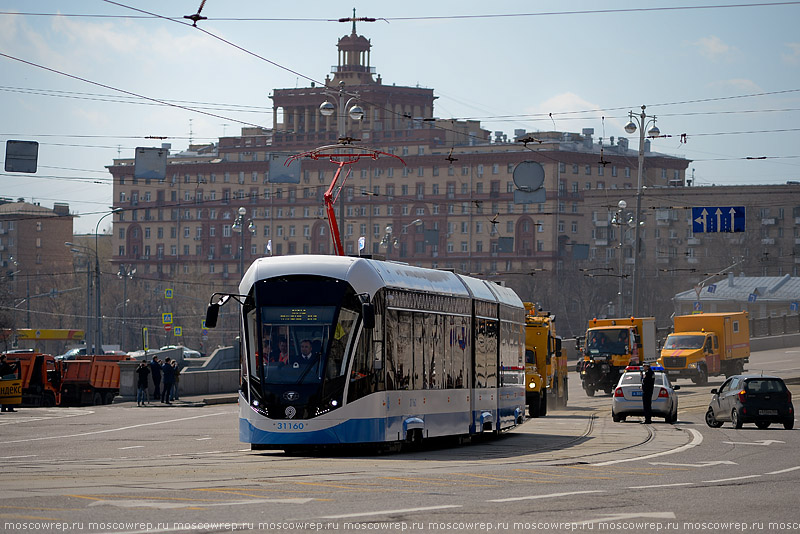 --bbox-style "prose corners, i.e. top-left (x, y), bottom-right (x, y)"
top-left (692, 206), bottom-right (745, 233)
